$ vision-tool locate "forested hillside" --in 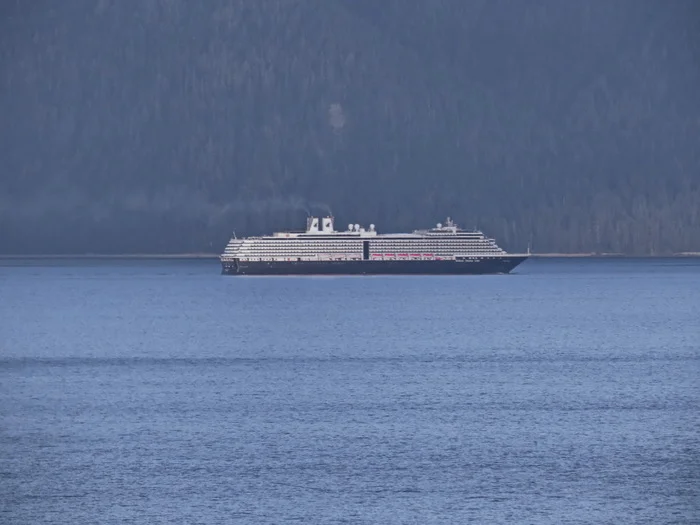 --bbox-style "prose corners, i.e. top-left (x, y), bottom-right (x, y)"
top-left (1, 0), bottom-right (699, 254)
